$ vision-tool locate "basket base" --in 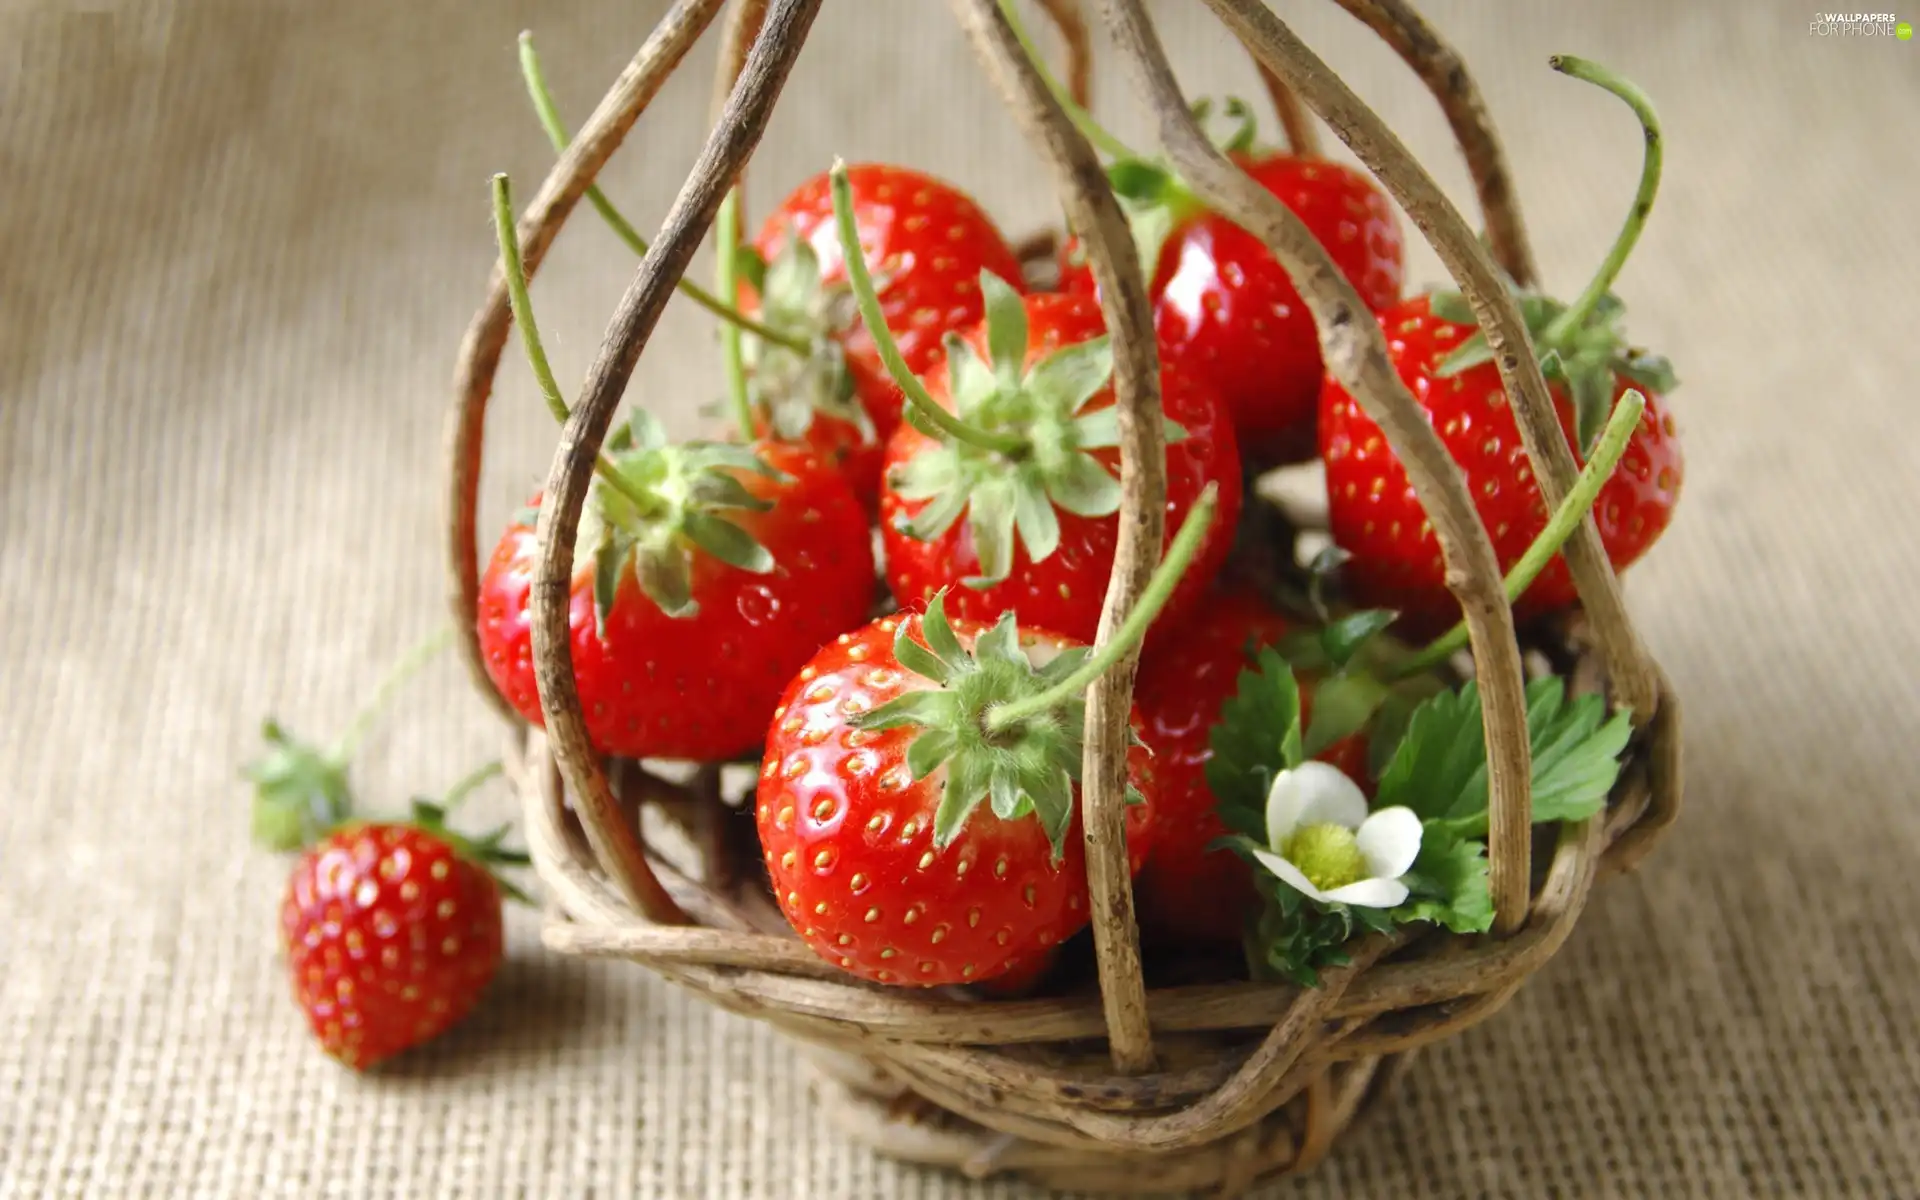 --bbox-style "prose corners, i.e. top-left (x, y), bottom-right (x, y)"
top-left (803, 1046), bottom-right (1412, 1197)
